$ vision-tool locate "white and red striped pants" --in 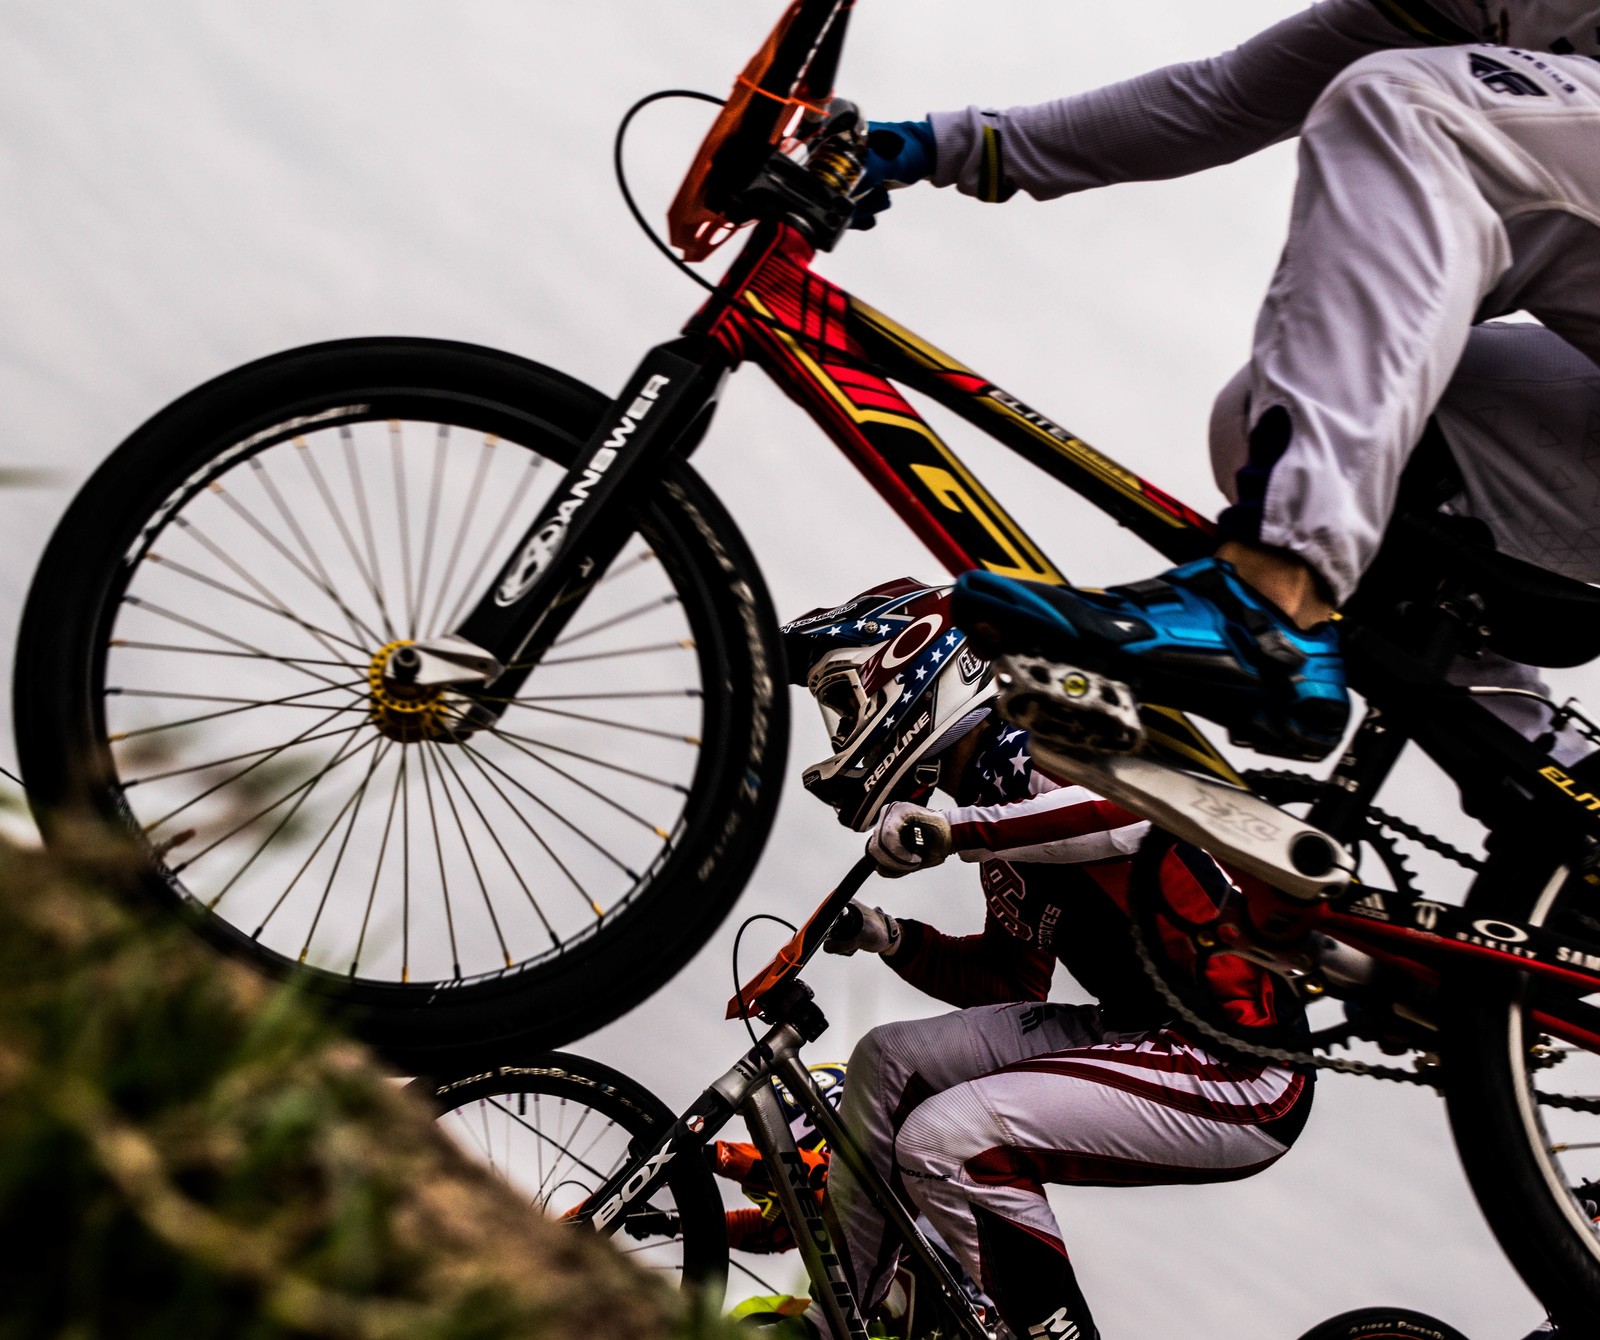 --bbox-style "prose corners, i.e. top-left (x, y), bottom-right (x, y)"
top-left (824, 1002), bottom-right (1312, 1339)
